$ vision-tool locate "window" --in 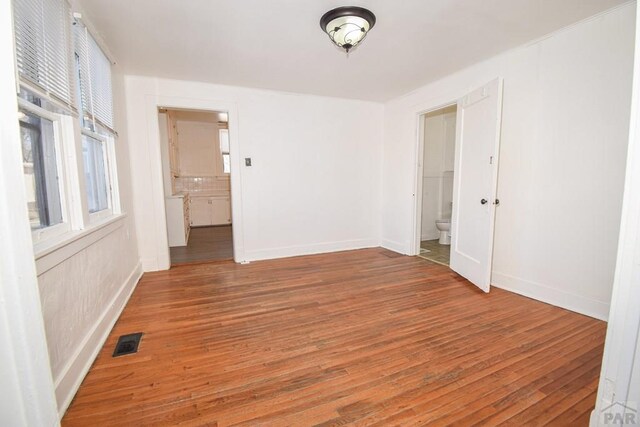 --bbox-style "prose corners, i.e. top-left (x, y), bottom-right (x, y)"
top-left (73, 21), bottom-right (114, 131)
top-left (219, 128), bottom-right (230, 174)
top-left (82, 135), bottom-right (110, 213)
top-left (13, 0), bottom-right (76, 245)
top-left (19, 111), bottom-right (64, 230)
top-left (74, 19), bottom-right (118, 219)
top-left (11, 0), bottom-right (120, 248)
